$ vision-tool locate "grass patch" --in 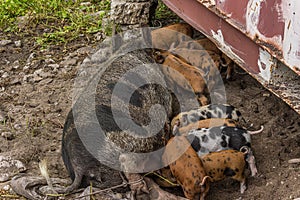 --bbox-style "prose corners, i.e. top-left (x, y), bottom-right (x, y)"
top-left (0, 0), bottom-right (111, 47)
top-left (0, 0), bottom-right (179, 47)
top-left (155, 0), bottom-right (180, 24)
